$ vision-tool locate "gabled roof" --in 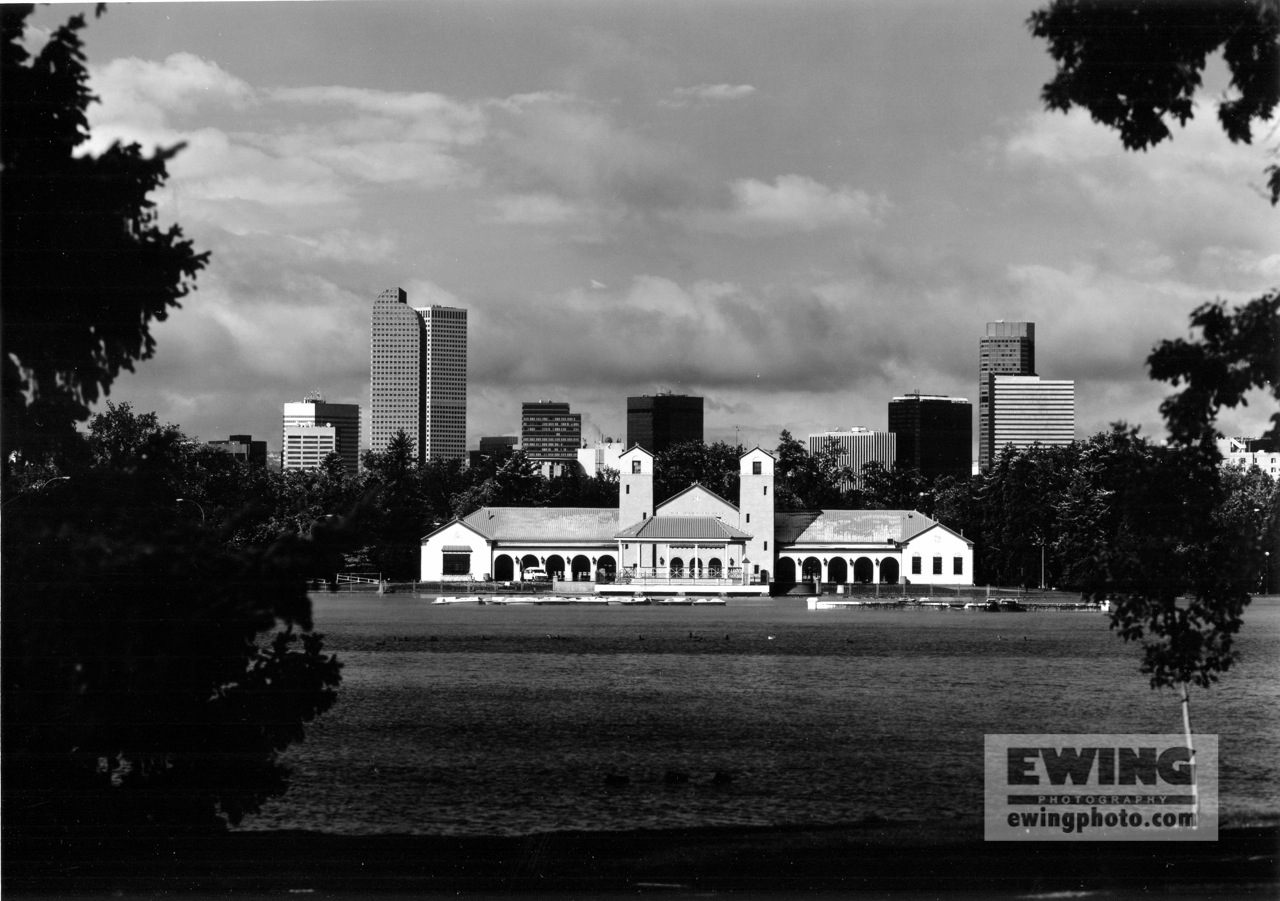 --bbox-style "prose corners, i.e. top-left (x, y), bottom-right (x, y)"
top-left (740, 446), bottom-right (776, 459)
top-left (775, 509), bottom-right (937, 546)
top-left (656, 482), bottom-right (738, 514)
top-left (615, 515), bottom-right (752, 541)
top-left (421, 516), bottom-right (492, 544)
top-left (460, 507), bottom-right (620, 542)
